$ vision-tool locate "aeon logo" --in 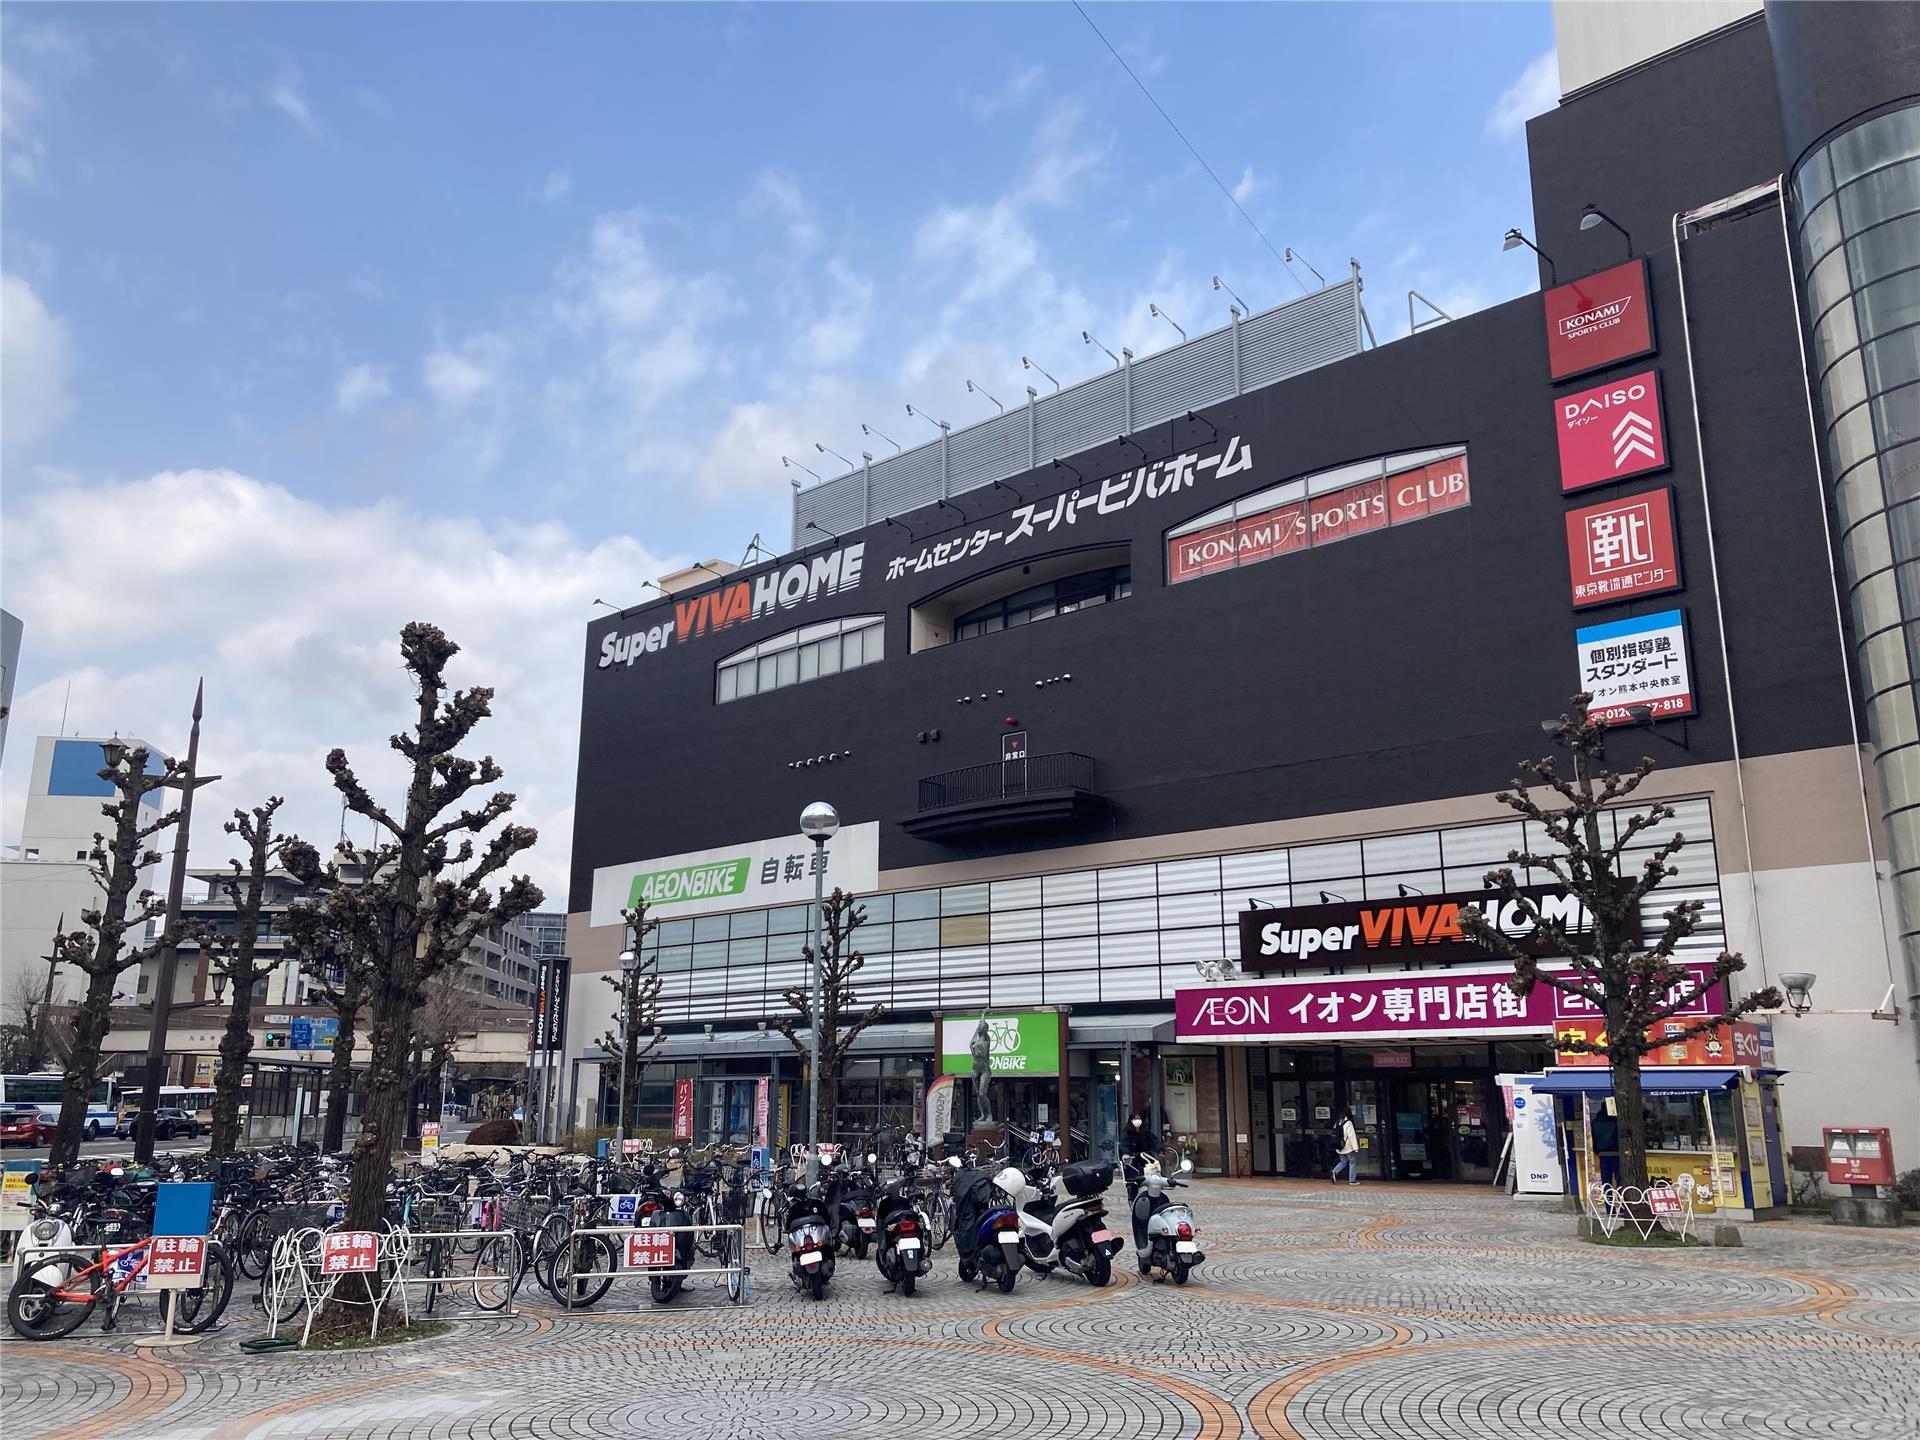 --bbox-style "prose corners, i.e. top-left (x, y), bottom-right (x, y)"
top-left (1189, 993), bottom-right (1271, 1029)
top-left (1558, 295), bottom-right (1632, 340)
top-left (1562, 381), bottom-right (1649, 429)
